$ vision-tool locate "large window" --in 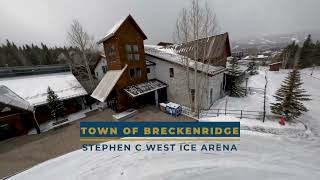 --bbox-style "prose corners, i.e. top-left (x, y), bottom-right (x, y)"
top-left (169, 68), bottom-right (174, 78)
top-left (126, 44), bottom-right (139, 61)
top-left (129, 68), bottom-right (142, 79)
